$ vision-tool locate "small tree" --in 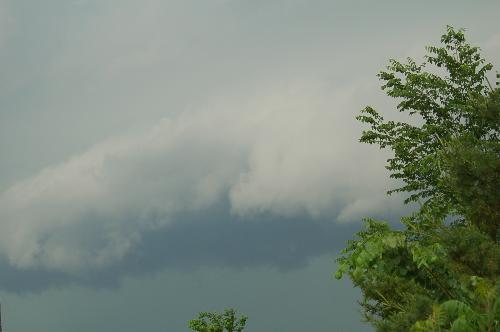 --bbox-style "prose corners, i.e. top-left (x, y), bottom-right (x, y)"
top-left (188, 308), bottom-right (247, 332)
